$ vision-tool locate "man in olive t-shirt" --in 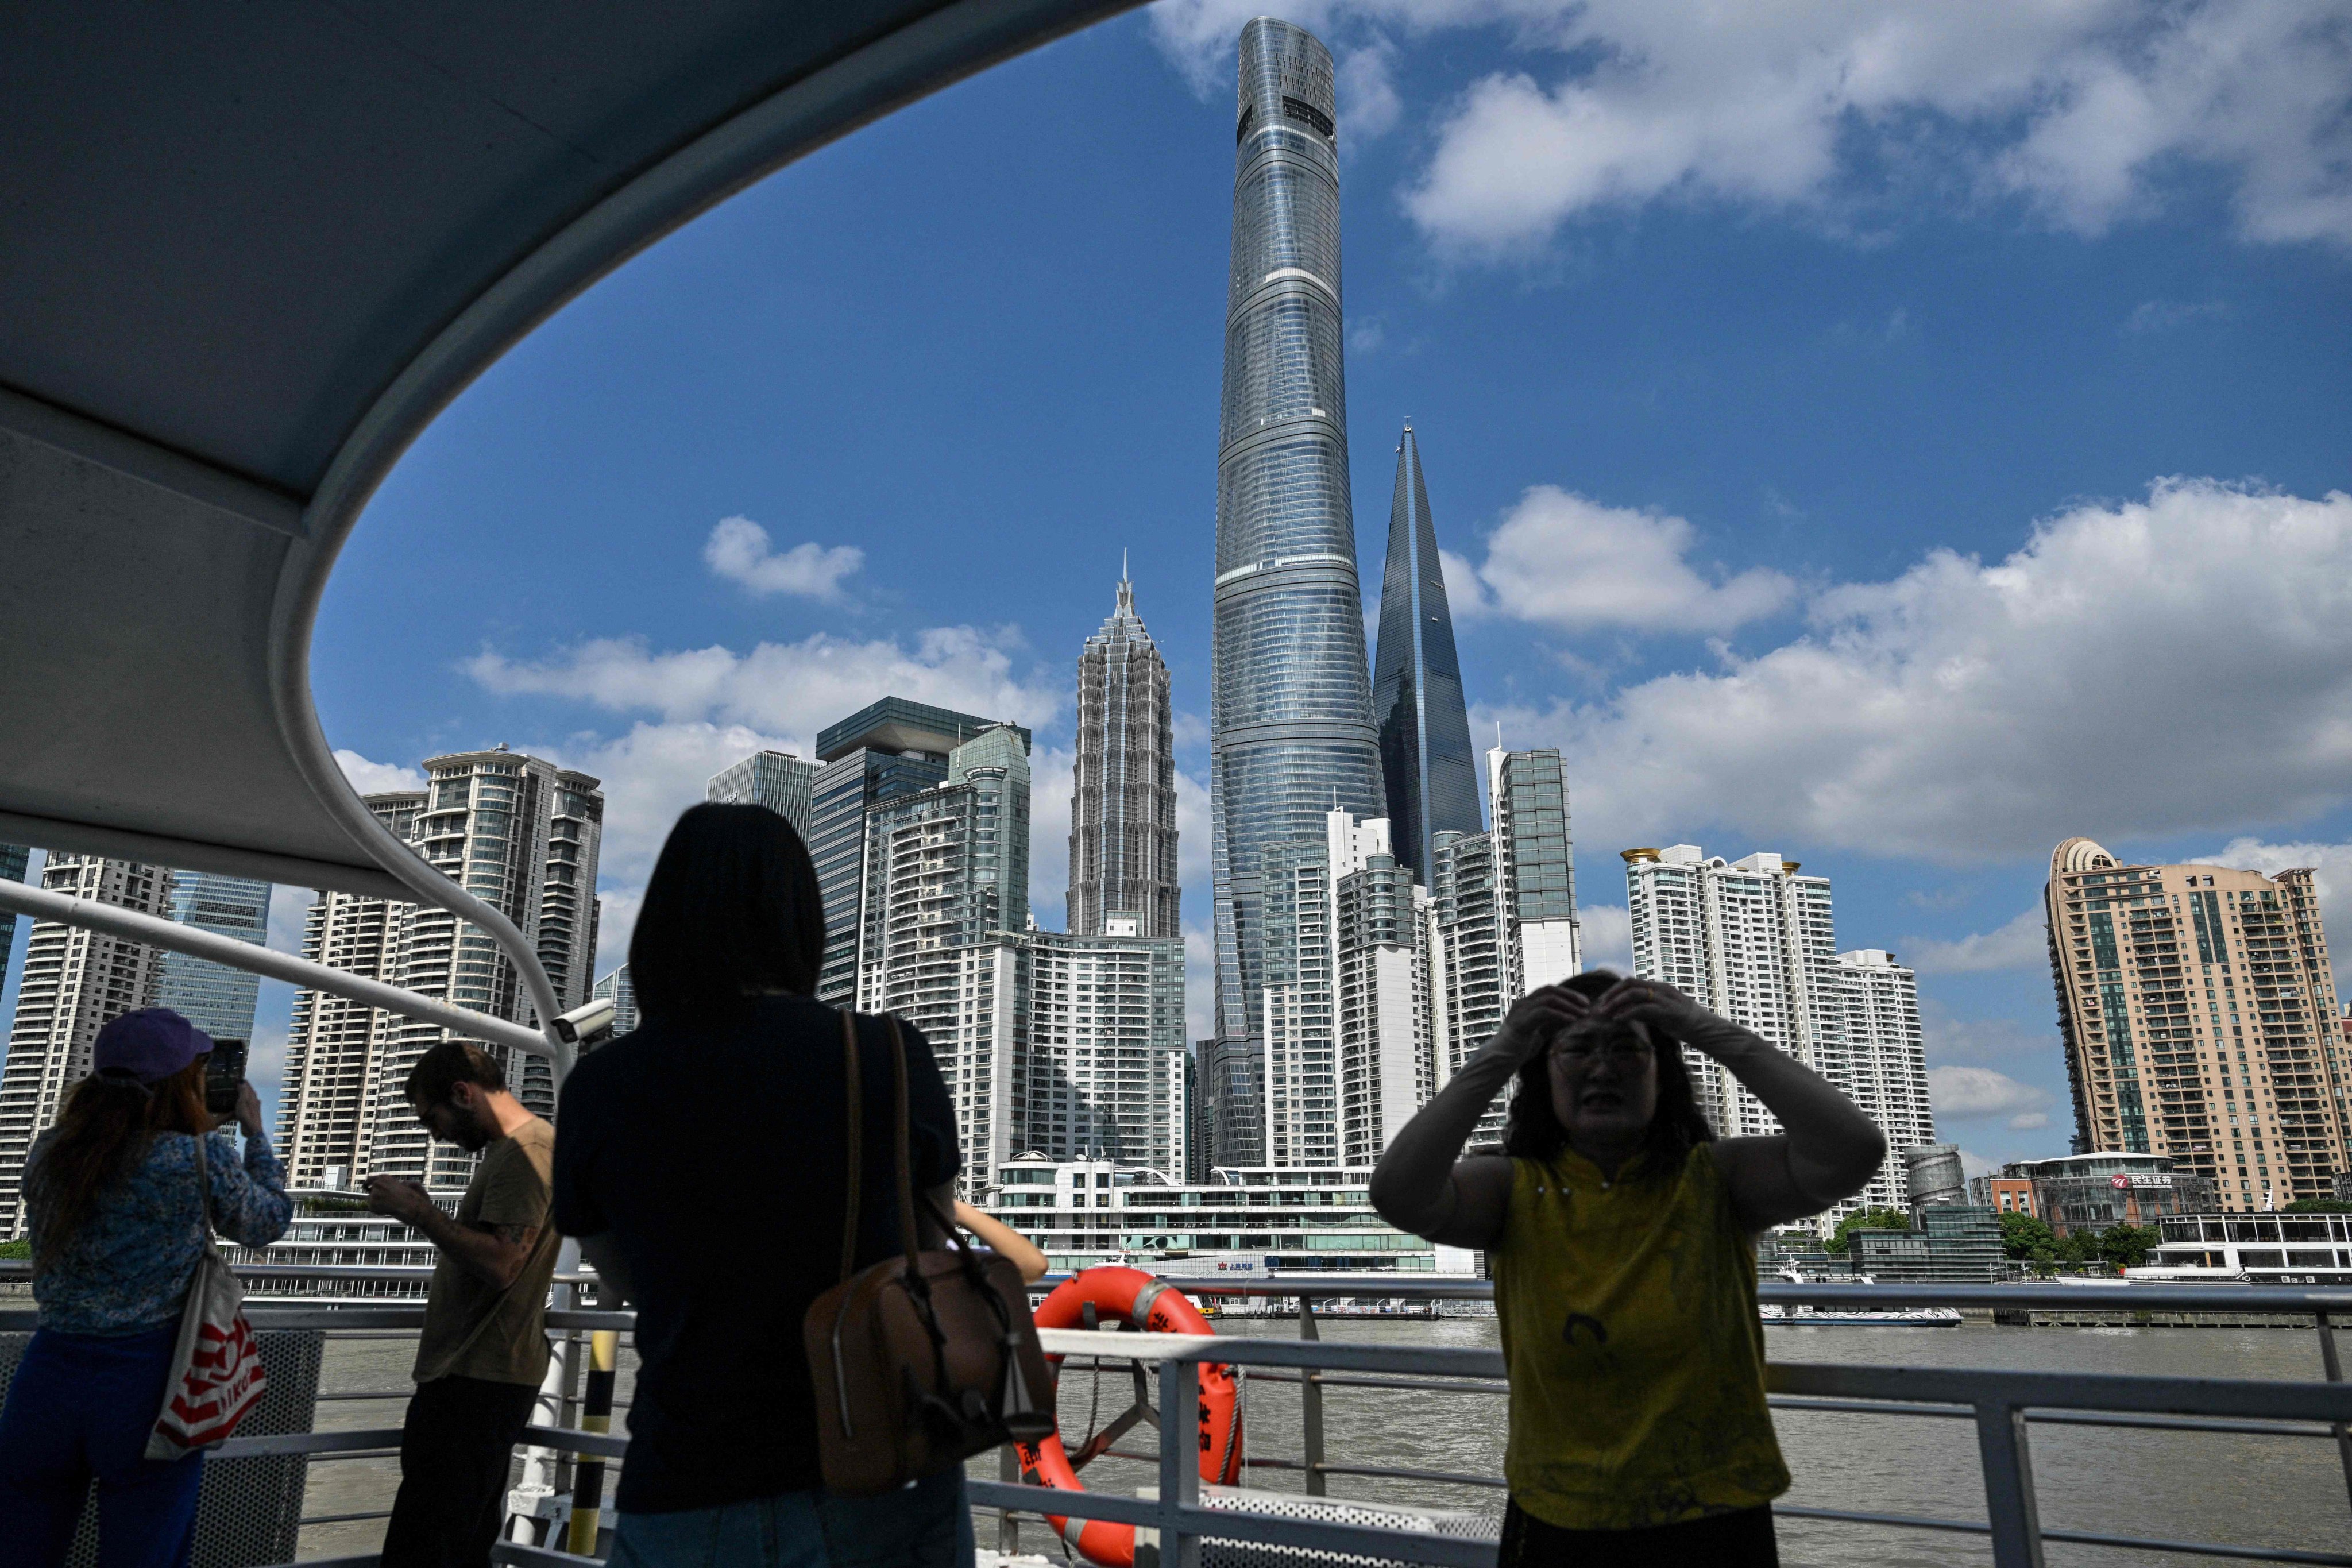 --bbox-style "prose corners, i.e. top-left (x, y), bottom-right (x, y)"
top-left (366, 1043), bottom-right (562, 1568)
